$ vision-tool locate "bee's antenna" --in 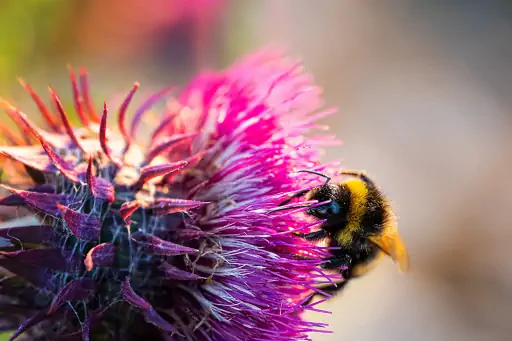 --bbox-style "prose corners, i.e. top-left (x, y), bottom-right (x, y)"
top-left (339, 169), bottom-right (374, 186)
top-left (297, 170), bottom-right (331, 186)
